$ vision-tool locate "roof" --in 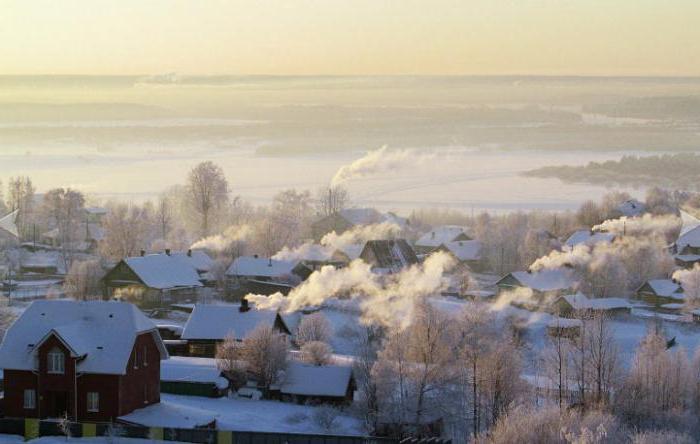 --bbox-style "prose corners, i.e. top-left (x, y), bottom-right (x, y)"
top-left (441, 240), bottom-right (481, 261)
top-left (332, 244), bottom-right (364, 261)
top-left (181, 303), bottom-right (289, 341)
top-left (415, 225), bottom-right (470, 248)
top-left (226, 256), bottom-right (299, 278)
top-left (617, 199), bottom-right (646, 217)
top-left (171, 250), bottom-right (214, 273)
top-left (676, 212), bottom-right (700, 251)
top-left (161, 356), bottom-right (228, 389)
top-left (564, 230), bottom-right (615, 248)
top-left (559, 293), bottom-right (631, 310)
top-left (0, 210), bottom-right (19, 238)
top-left (360, 239), bottom-right (418, 272)
top-left (278, 362), bottom-right (353, 397)
top-left (123, 253), bottom-right (203, 290)
top-left (508, 268), bottom-right (578, 292)
top-left (643, 279), bottom-right (684, 298)
top-left (0, 300), bottom-right (167, 375)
